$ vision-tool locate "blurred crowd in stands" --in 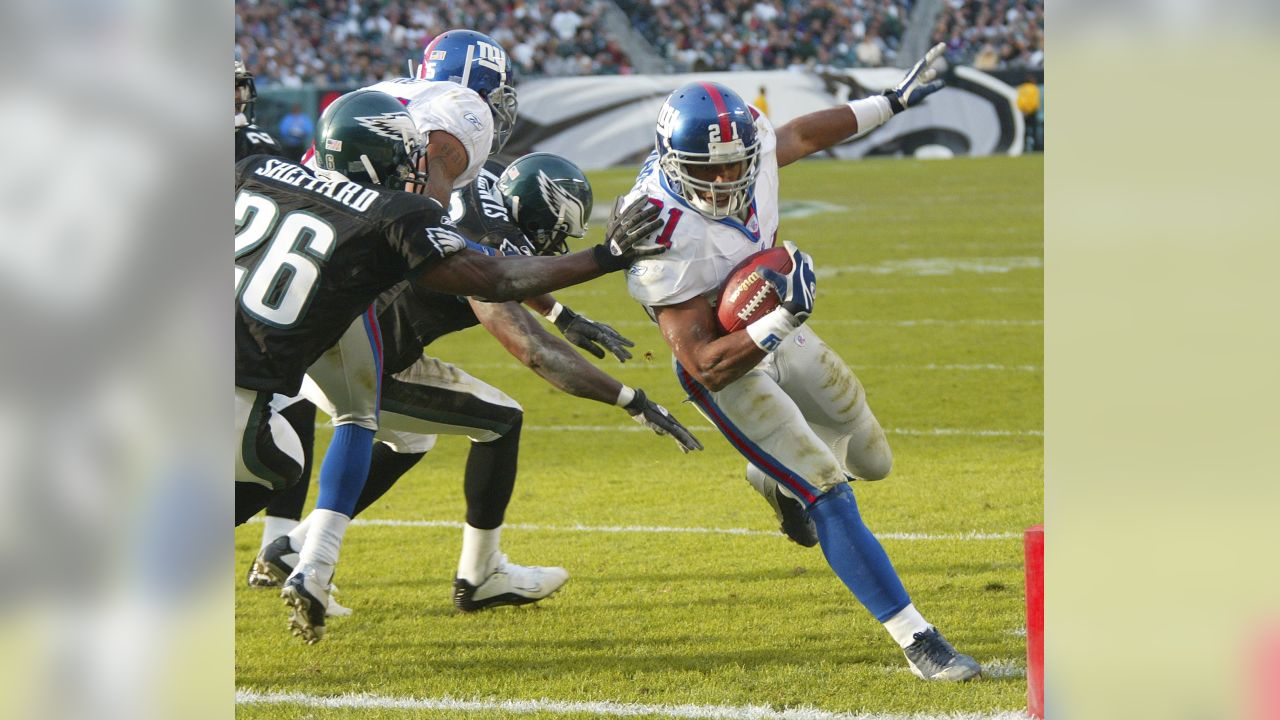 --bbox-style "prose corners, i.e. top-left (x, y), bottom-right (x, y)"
top-left (618, 0), bottom-right (914, 71)
top-left (235, 0), bottom-right (628, 87)
top-left (235, 0), bottom-right (1042, 86)
top-left (933, 0), bottom-right (1043, 70)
